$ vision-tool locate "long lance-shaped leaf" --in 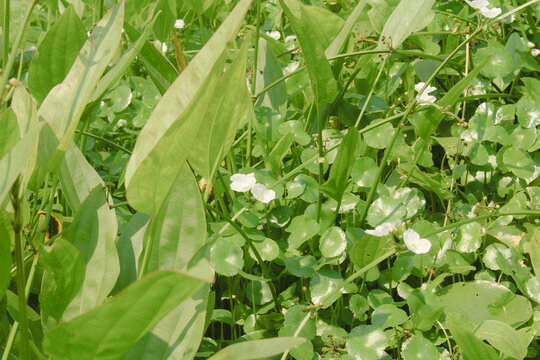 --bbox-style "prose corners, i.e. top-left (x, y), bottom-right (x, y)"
top-left (124, 165), bottom-right (211, 359)
top-left (36, 2), bottom-right (124, 172)
top-left (188, 36), bottom-right (251, 181)
top-left (279, 0), bottom-right (337, 105)
top-left (377, 0), bottom-right (435, 50)
top-left (325, 0), bottom-right (368, 58)
top-left (125, 0), bottom-right (252, 215)
top-left (42, 271), bottom-right (208, 360)
top-left (0, 121), bottom-right (43, 205)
